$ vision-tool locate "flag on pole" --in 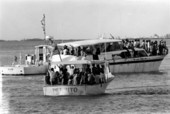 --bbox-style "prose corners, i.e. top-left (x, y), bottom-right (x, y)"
top-left (41, 14), bottom-right (45, 32)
